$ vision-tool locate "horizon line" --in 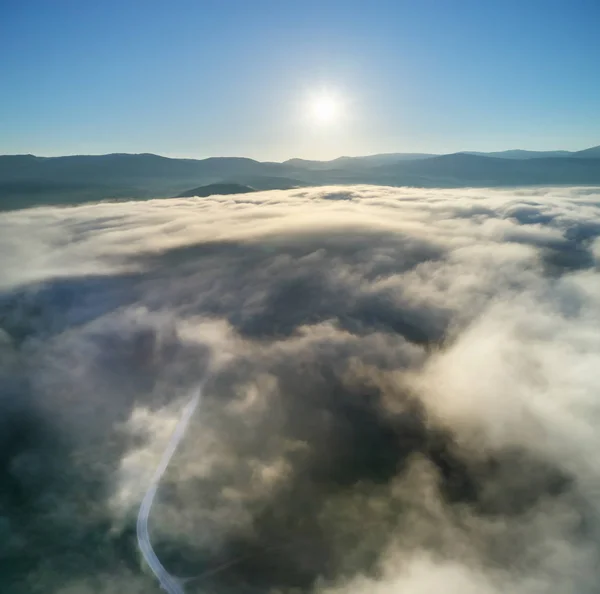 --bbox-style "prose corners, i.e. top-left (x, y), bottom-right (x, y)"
top-left (1, 143), bottom-right (599, 163)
